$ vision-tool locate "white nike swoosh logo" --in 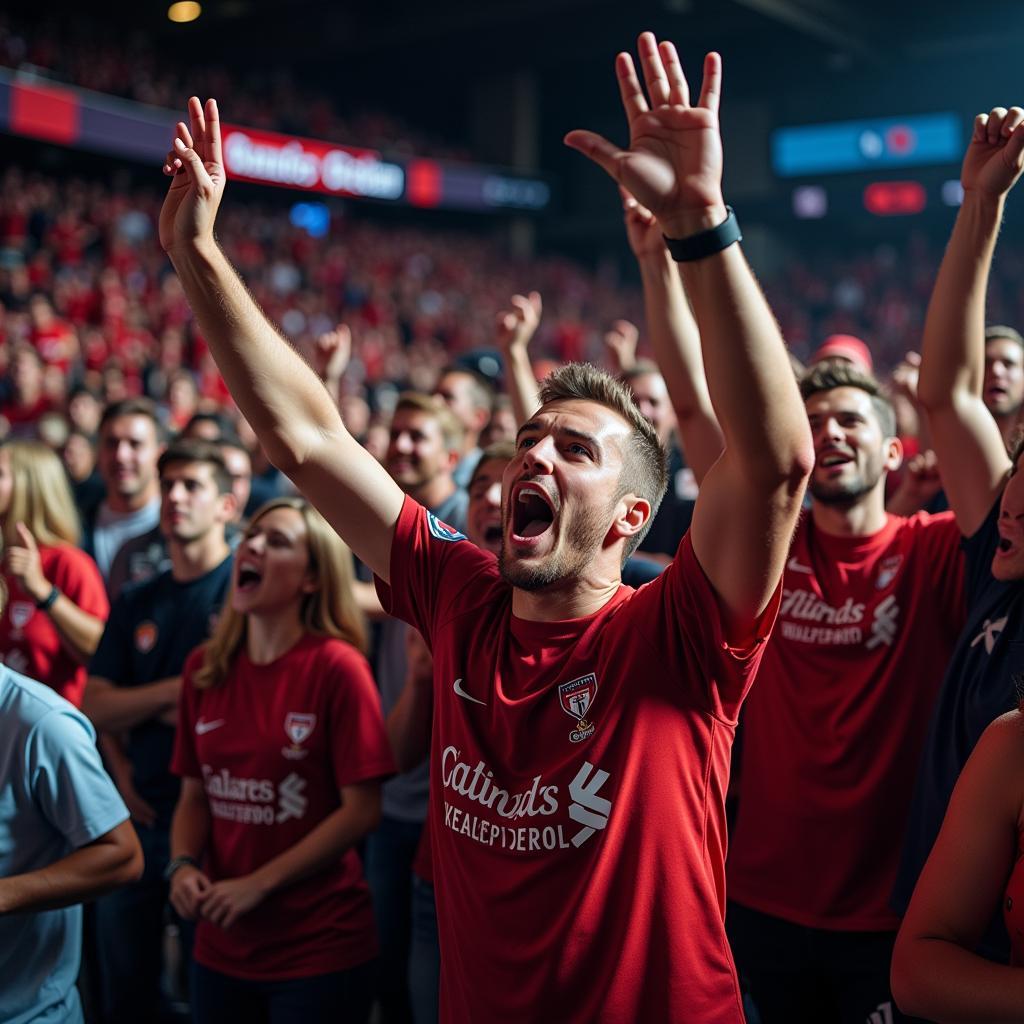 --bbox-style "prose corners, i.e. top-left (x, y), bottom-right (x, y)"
top-left (453, 678), bottom-right (486, 706)
top-left (787, 557), bottom-right (814, 574)
top-left (195, 719), bottom-right (226, 735)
